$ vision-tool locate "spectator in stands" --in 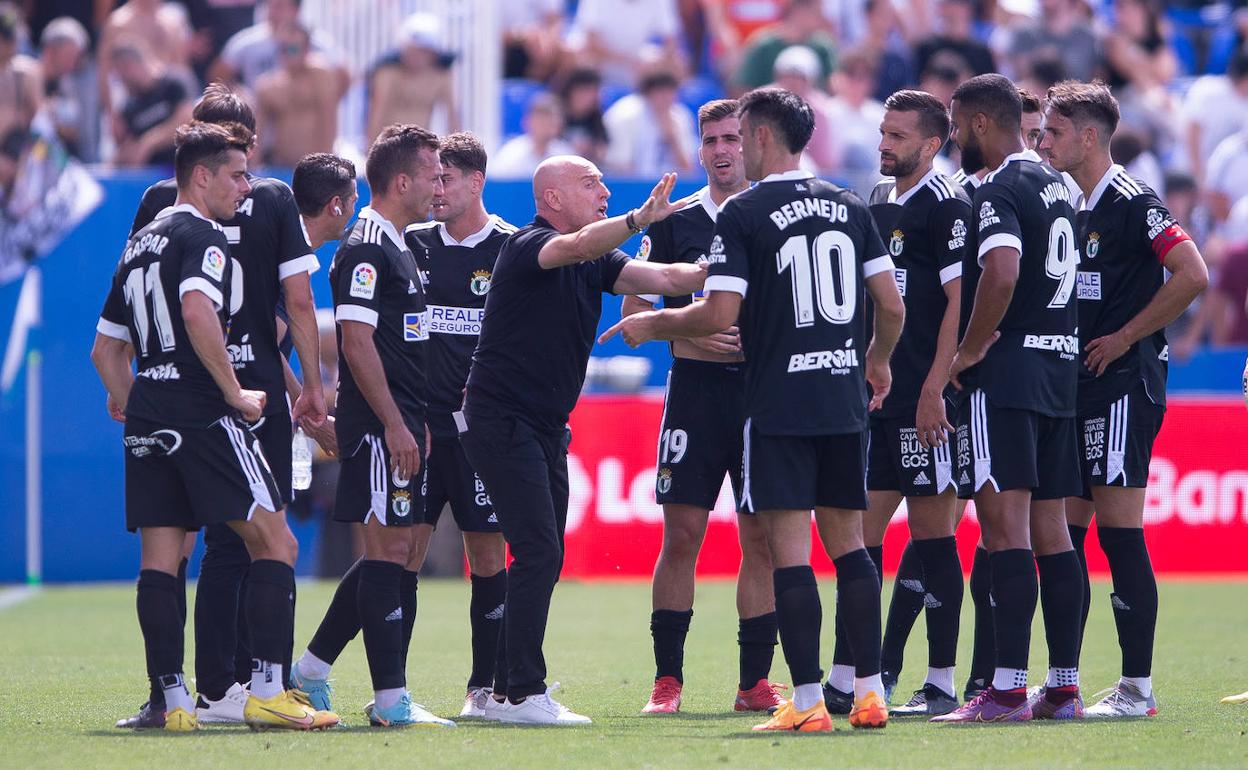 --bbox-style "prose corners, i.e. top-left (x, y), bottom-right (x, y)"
top-left (1017, 52), bottom-right (1067, 105)
top-left (858, 0), bottom-right (915, 103)
top-left (1173, 239), bottom-right (1248, 358)
top-left (98, 0), bottom-right (194, 122)
top-left (37, 17), bottom-right (97, 162)
top-left (567, 0), bottom-right (686, 88)
top-left (502, 0), bottom-right (565, 81)
top-left (1110, 127), bottom-right (1165, 196)
top-left (603, 67), bottom-right (696, 177)
top-left (255, 23), bottom-right (347, 167)
top-left (560, 67), bottom-right (609, 166)
top-left (23, 0), bottom-right (106, 49)
top-left (1205, 125), bottom-right (1248, 231)
top-left (211, 0), bottom-right (335, 89)
top-left (919, 60), bottom-right (969, 107)
top-left (827, 48), bottom-right (886, 194)
top-left (733, 0), bottom-right (837, 93)
top-left (491, 92), bottom-right (574, 179)
top-left (771, 45), bottom-right (838, 173)
top-left (1007, 0), bottom-right (1099, 82)
top-left (0, 4), bottom-right (40, 141)
top-left (1163, 172), bottom-right (1211, 252)
top-left (181, 0), bottom-right (257, 81)
top-left (702, 0), bottom-right (785, 82)
top-left (1101, 0), bottom-right (1177, 92)
top-left (1179, 46), bottom-right (1248, 188)
top-left (109, 41), bottom-right (191, 167)
top-left (914, 0), bottom-right (996, 77)
top-left (366, 13), bottom-right (459, 143)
